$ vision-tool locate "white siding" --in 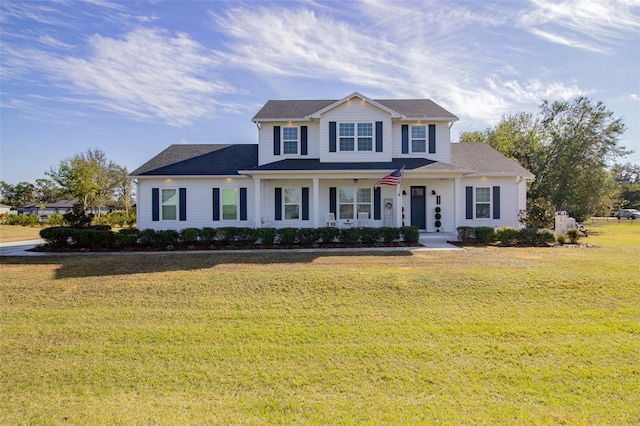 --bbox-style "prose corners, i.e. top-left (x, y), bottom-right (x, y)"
top-left (457, 177), bottom-right (523, 228)
top-left (391, 122), bottom-right (451, 163)
top-left (136, 177), bottom-right (255, 231)
top-left (258, 122), bottom-right (320, 166)
top-left (319, 100), bottom-right (393, 163)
